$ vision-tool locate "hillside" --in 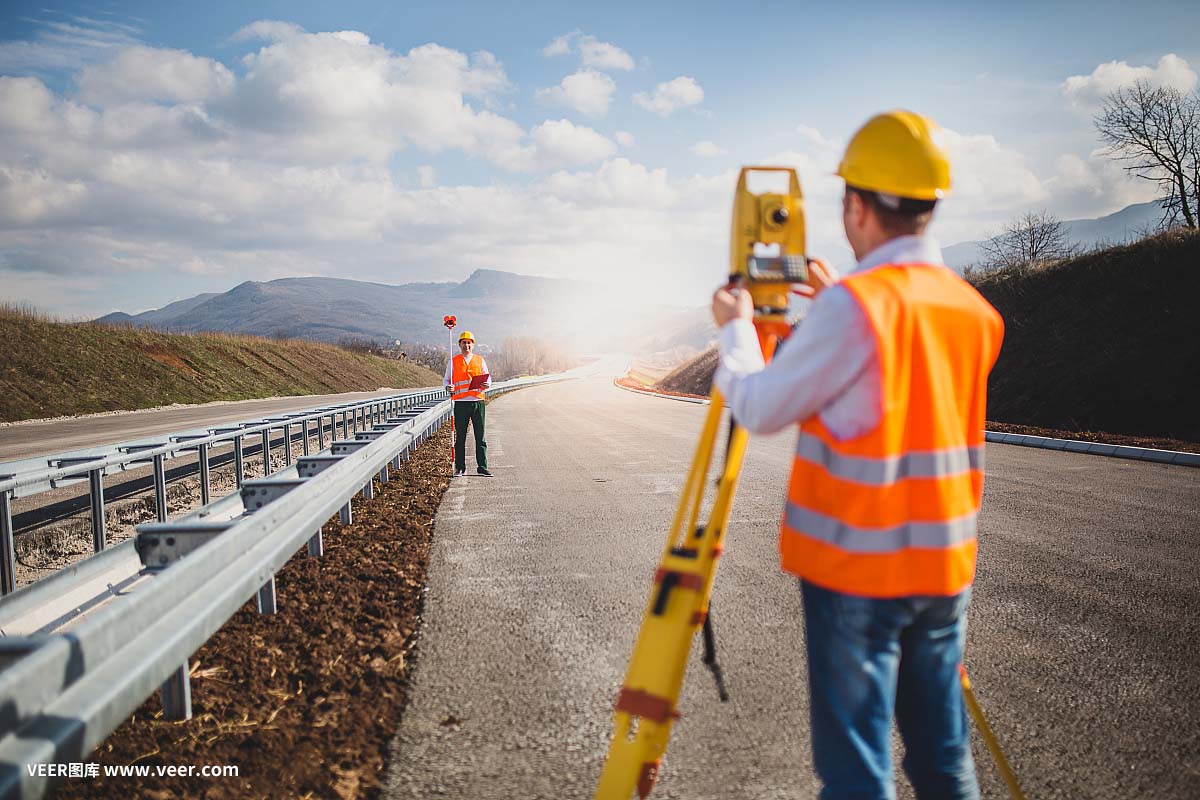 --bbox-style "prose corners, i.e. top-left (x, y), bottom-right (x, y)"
top-left (942, 200), bottom-right (1166, 271)
top-left (94, 269), bottom-right (693, 355)
top-left (977, 228), bottom-right (1199, 442)
top-left (657, 229), bottom-right (1200, 445)
top-left (0, 310), bottom-right (443, 423)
